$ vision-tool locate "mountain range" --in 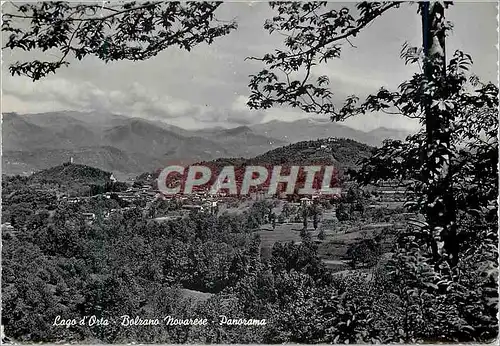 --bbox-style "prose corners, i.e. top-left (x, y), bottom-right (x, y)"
top-left (250, 118), bottom-right (410, 146)
top-left (2, 111), bottom-right (410, 178)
